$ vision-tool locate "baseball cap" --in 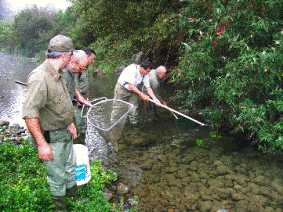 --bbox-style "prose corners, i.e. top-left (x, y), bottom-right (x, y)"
top-left (48, 35), bottom-right (74, 52)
